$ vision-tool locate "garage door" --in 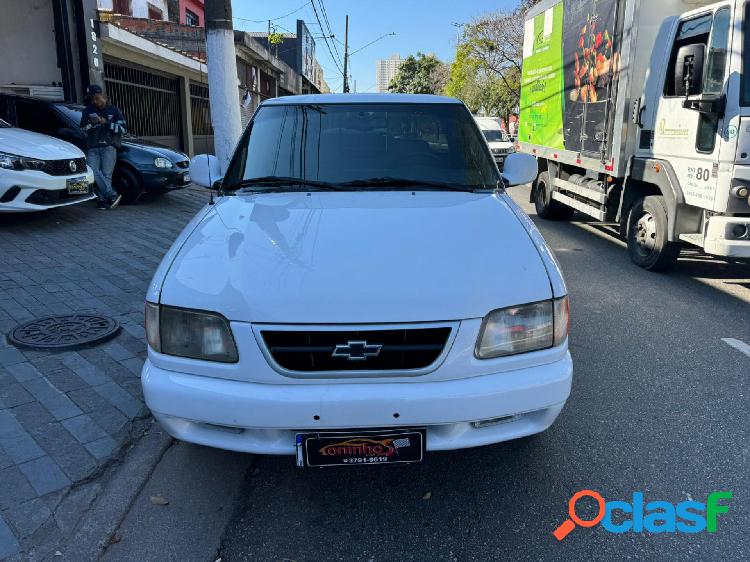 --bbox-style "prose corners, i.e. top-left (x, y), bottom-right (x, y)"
top-left (104, 59), bottom-right (183, 150)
